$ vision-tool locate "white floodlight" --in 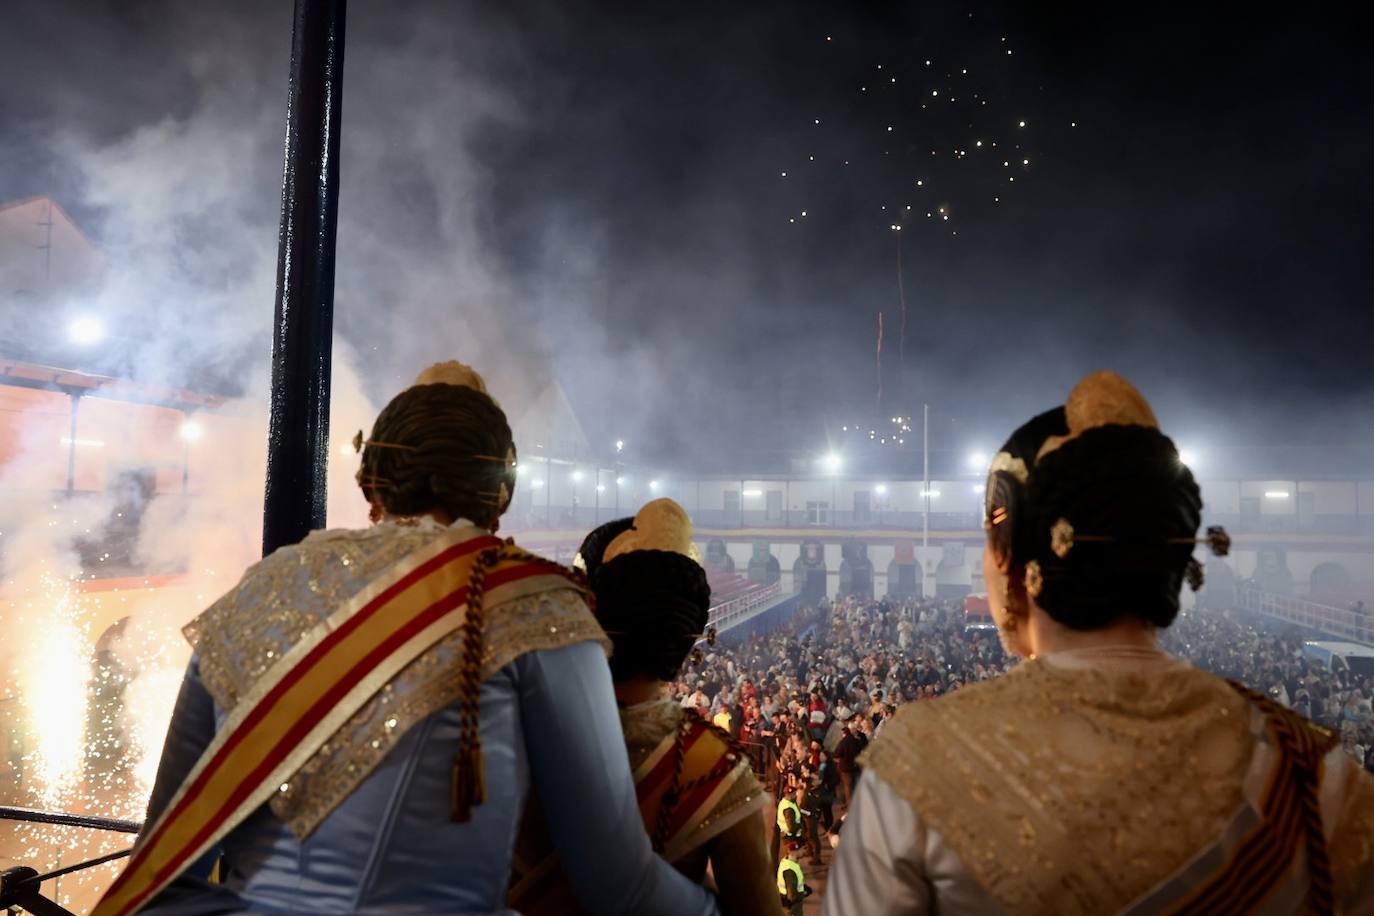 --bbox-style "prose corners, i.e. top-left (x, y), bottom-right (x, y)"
top-left (68, 315), bottom-right (105, 346)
